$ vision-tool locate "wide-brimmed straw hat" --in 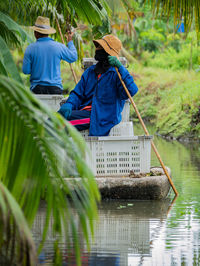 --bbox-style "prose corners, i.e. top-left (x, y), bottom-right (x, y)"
top-left (31, 16), bottom-right (56, 34)
top-left (93, 35), bottom-right (122, 57)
